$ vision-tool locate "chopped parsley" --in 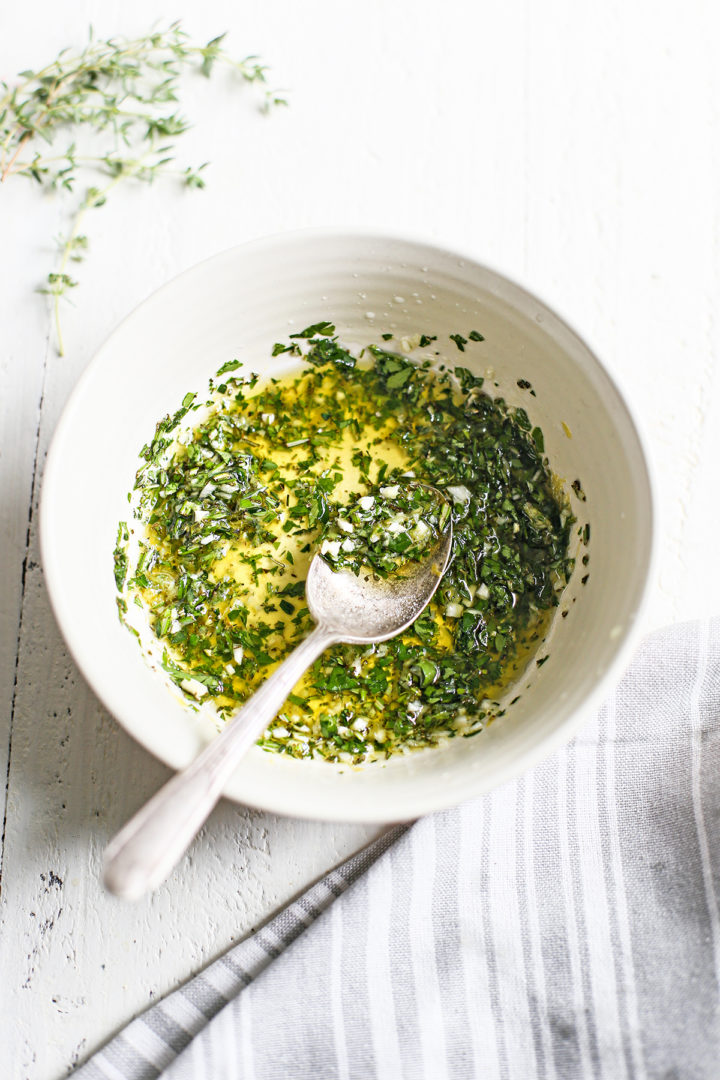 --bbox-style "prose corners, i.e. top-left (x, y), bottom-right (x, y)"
top-left (449, 333), bottom-right (468, 351)
top-left (117, 329), bottom-right (577, 764)
top-left (319, 483), bottom-right (449, 577)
